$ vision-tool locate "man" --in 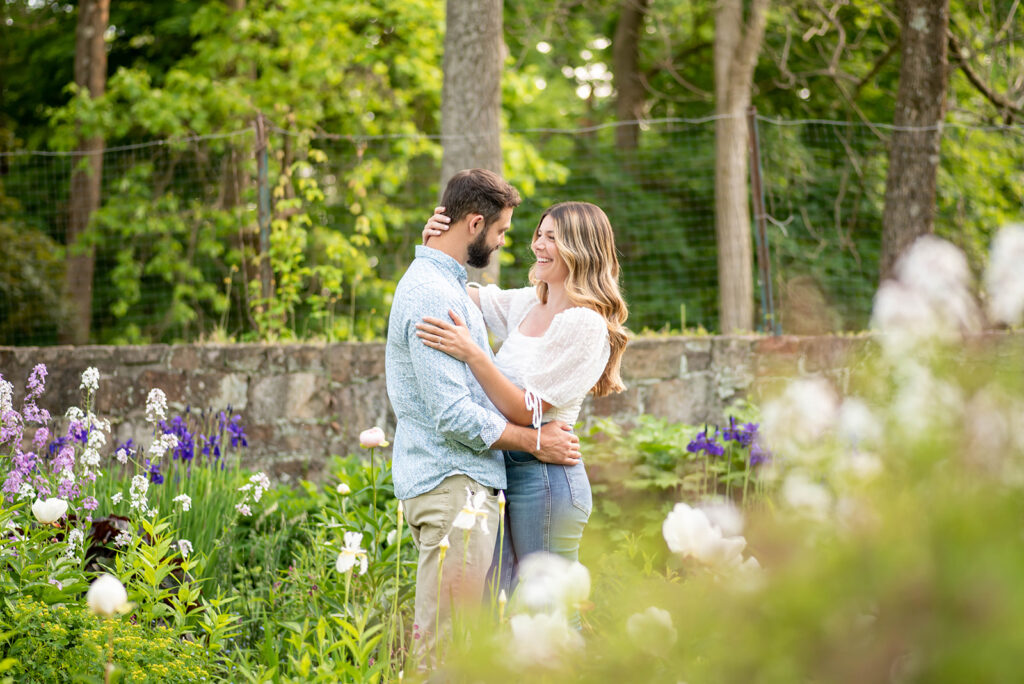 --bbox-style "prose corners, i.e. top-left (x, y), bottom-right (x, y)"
top-left (385, 168), bottom-right (580, 664)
